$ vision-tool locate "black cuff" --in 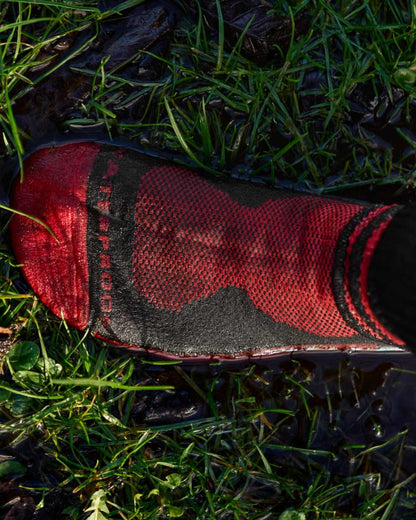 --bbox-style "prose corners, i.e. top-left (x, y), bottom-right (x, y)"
top-left (368, 204), bottom-right (416, 347)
